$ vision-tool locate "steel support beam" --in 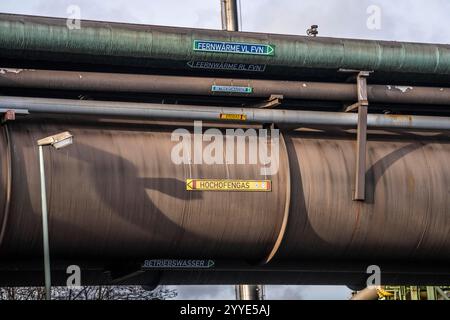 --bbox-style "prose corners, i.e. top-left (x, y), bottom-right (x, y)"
top-left (355, 105), bottom-right (367, 200)
top-left (255, 95), bottom-right (284, 109)
top-left (354, 72), bottom-right (370, 201)
top-left (0, 108), bottom-right (29, 124)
